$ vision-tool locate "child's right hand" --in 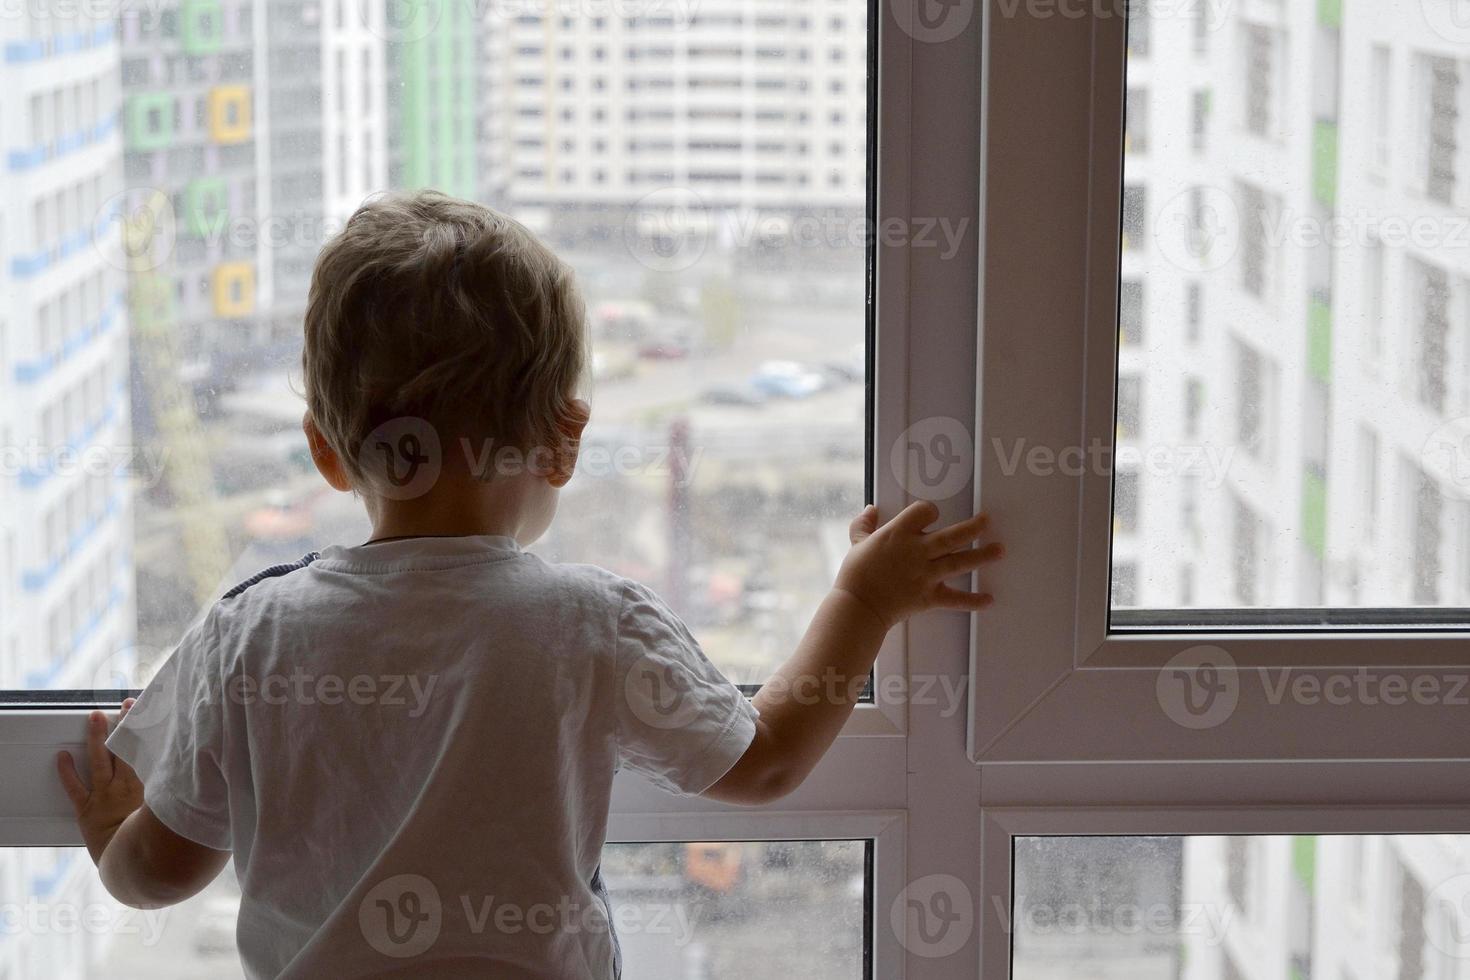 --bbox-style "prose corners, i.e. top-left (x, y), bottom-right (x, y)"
top-left (833, 501), bottom-right (1004, 630)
